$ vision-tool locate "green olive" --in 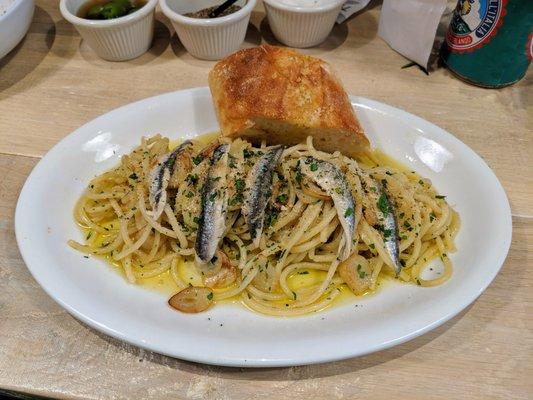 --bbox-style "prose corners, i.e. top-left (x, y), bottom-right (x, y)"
top-left (100, 0), bottom-right (134, 19)
top-left (101, 3), bottom-right (127, 19)
top-left (86, 4), bottom-right (105, 19)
